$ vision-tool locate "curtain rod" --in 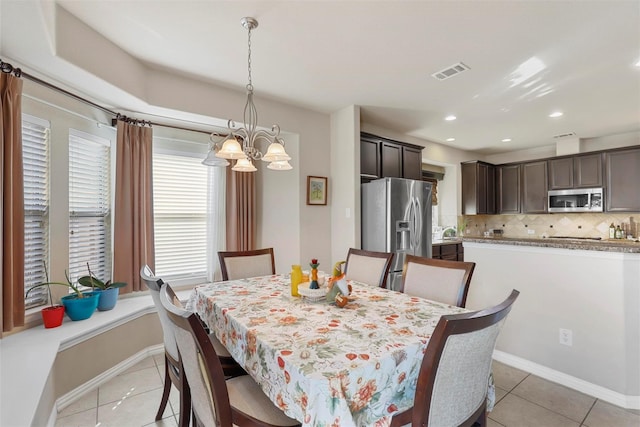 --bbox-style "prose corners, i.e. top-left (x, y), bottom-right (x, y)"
top-left (1, 58), bottom-right (214, 136)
